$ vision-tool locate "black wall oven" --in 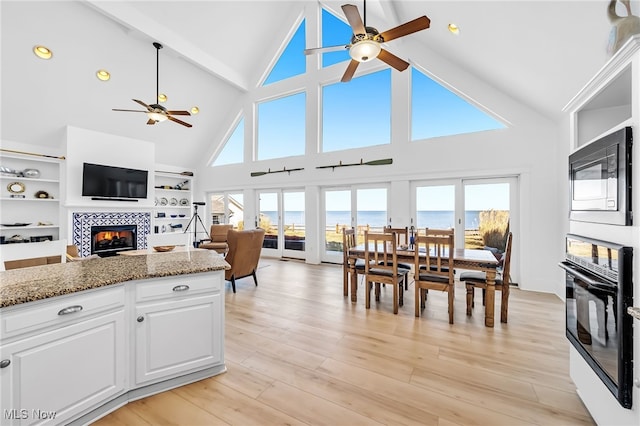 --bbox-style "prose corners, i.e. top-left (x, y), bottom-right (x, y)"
top-left (559, 234), bottom-right (633, 408)
top-left (569, 126), bottom-right (632, 226)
